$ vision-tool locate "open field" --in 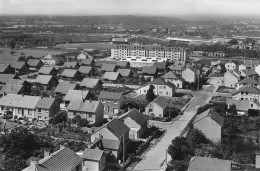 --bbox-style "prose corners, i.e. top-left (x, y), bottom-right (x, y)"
top-left (0, 47), bottom-right (66, 64)
top-left (55, 42), bottom-right (115, 50)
